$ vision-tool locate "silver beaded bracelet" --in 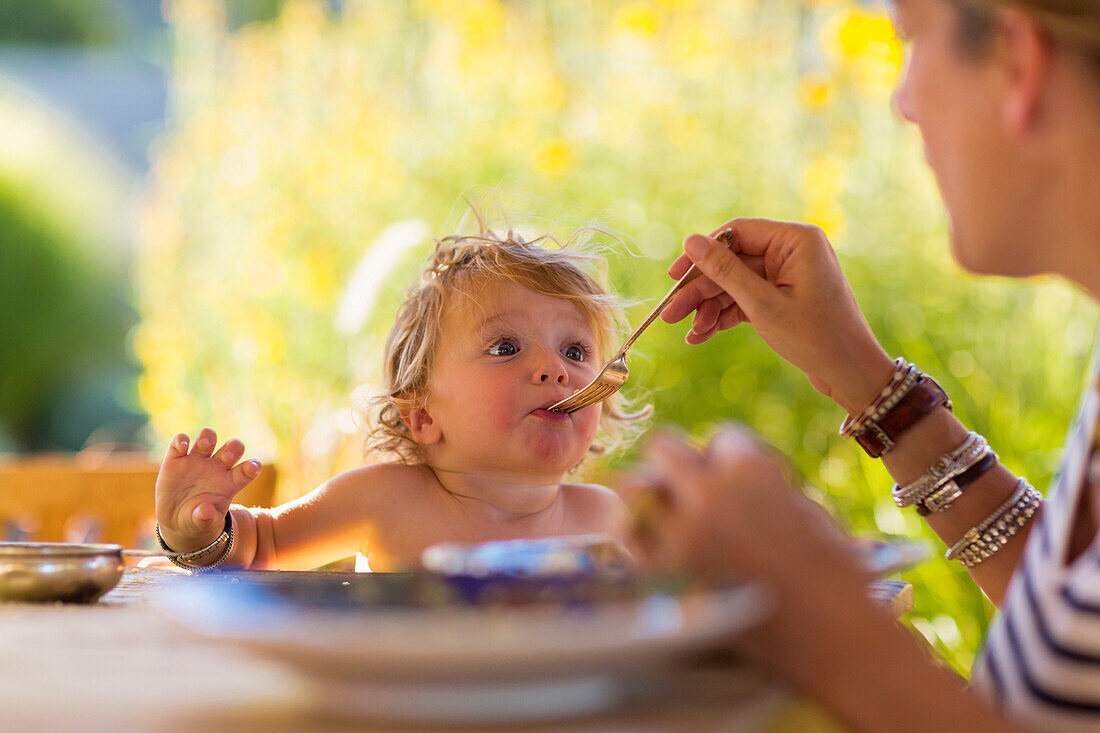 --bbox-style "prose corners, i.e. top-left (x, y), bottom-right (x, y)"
top-left (892, 432), bottom-right (990, 509)
top-left (155, 513), bottom-right (235, 572)
top-left (945, 478), bottom-right (1041, 567)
